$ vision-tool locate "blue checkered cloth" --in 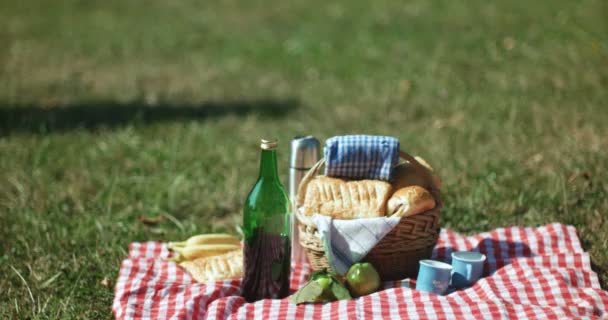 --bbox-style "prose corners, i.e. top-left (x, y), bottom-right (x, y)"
top-left (323, 135), bottom-right (400, 181)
